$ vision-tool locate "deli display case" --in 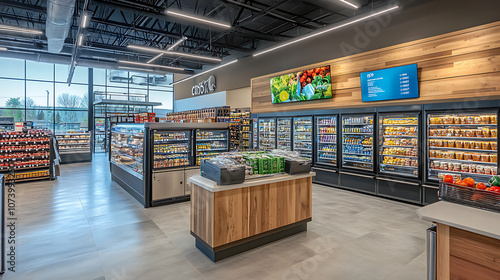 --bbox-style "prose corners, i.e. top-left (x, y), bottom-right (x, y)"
top-left (341, 114), bottom-right (374, 172)
top-left (277, 117), bottom-right (292, 150)
top-left (55, 131), bottom-right (92, 163)
top-left (195, 129), bottom-right (229, 165)
top-left (316, 115), bottom-right (337, 167)
top-left (426, 111), bottom-right (498, 183)
top-left (293, 117), bottom-right (313, 158)
top-left (379, 113), bottom-right (419, 178)
top-left (110, 122), bottom-right (229, 208)
top-left (259, 118), bottom-right (276, 151)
